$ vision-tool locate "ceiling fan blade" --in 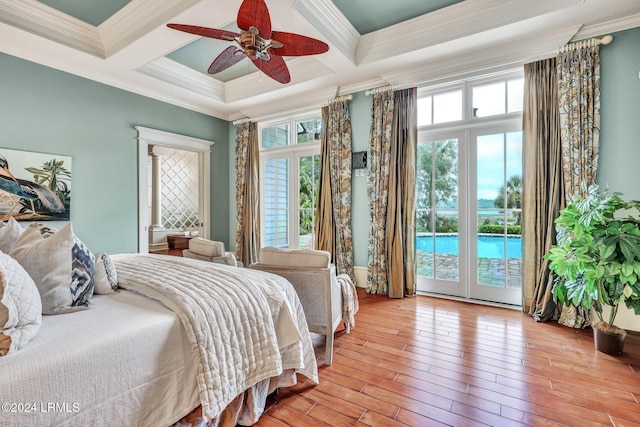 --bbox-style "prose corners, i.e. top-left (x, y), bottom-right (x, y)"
top-left (252, 55), bottom-right (290, 84)
top-left (270, 31), bottom-right (329, 56)
top-left (237, 0), bottom-right (271, 38)
top-left (208, 46), bottom-right (245, 74)
top-left (167, 24), bottom-right (239, 41)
